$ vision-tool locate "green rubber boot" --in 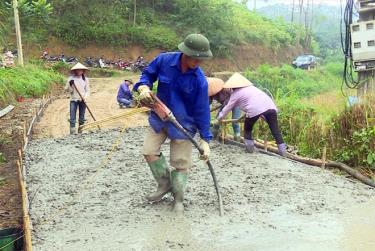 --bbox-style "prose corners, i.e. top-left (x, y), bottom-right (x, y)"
top-left (146, 154), bottom-right (171, 202)
top-left (171, 170), bottom-right (187, 214)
